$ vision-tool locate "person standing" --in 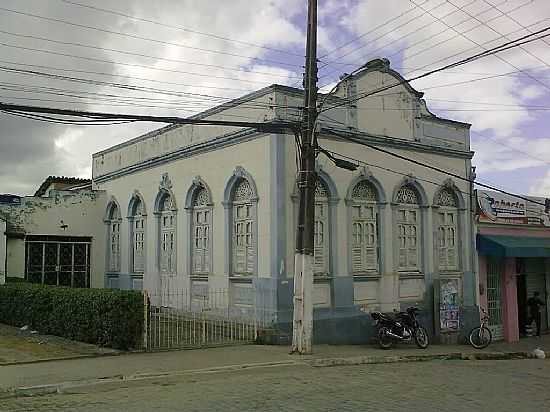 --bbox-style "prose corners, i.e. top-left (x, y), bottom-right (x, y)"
top-left (527, 291), bottom-right (545, 337)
